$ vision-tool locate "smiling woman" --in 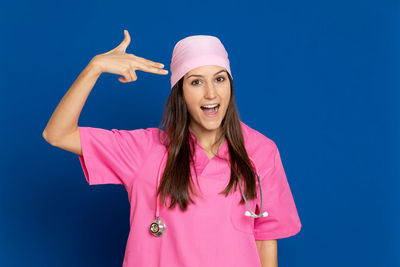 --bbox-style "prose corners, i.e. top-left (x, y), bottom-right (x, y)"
top-left (152, 35), bottom-right (301, 266)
